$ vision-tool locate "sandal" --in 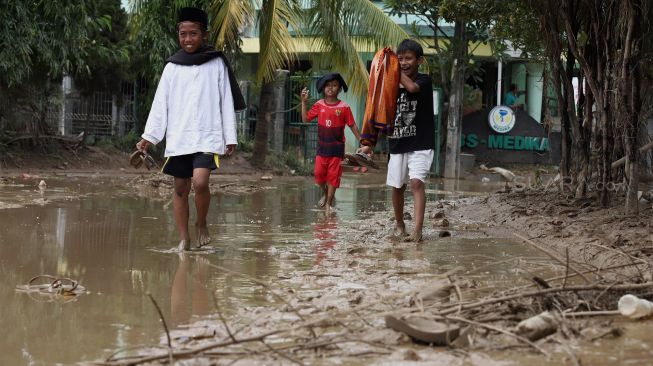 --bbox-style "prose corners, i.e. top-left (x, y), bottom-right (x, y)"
top-left (353, 152), bottom-right (379, 169)
top-left (129, 151), bottom-right (158, 170)
top-left (344, 153), bottom-right (361, 167)
top-left (385, 314), bottom-right (460, 345)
